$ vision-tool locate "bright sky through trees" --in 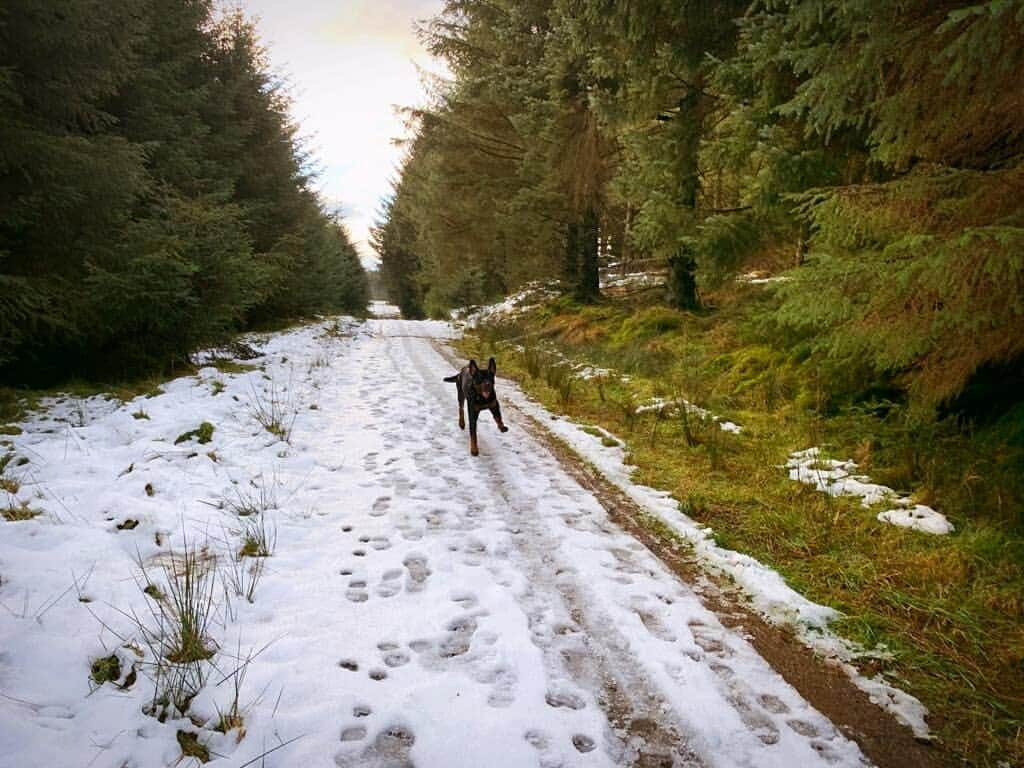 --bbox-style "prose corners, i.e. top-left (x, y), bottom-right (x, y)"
top-left (239, 0), bottom-right (445, 267)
